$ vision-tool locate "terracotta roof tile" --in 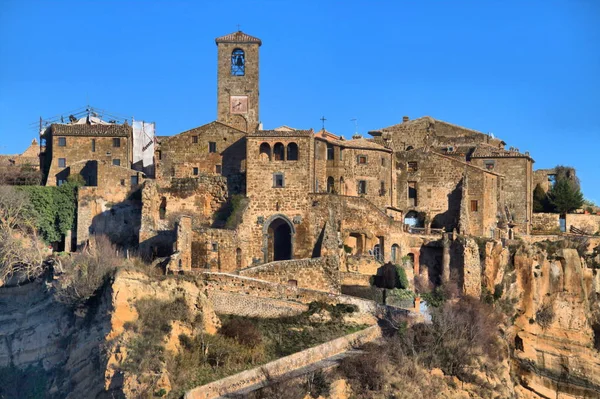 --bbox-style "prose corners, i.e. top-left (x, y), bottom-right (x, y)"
top-left (215, 31), bottom-right (262, 46)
